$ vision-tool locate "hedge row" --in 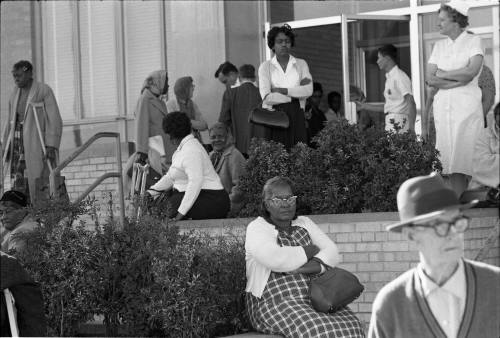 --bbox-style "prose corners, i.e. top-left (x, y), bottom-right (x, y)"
top-left (16, 198), bottom-right (248, 337)
top-left (237, 119), bottom-right (441, 217)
